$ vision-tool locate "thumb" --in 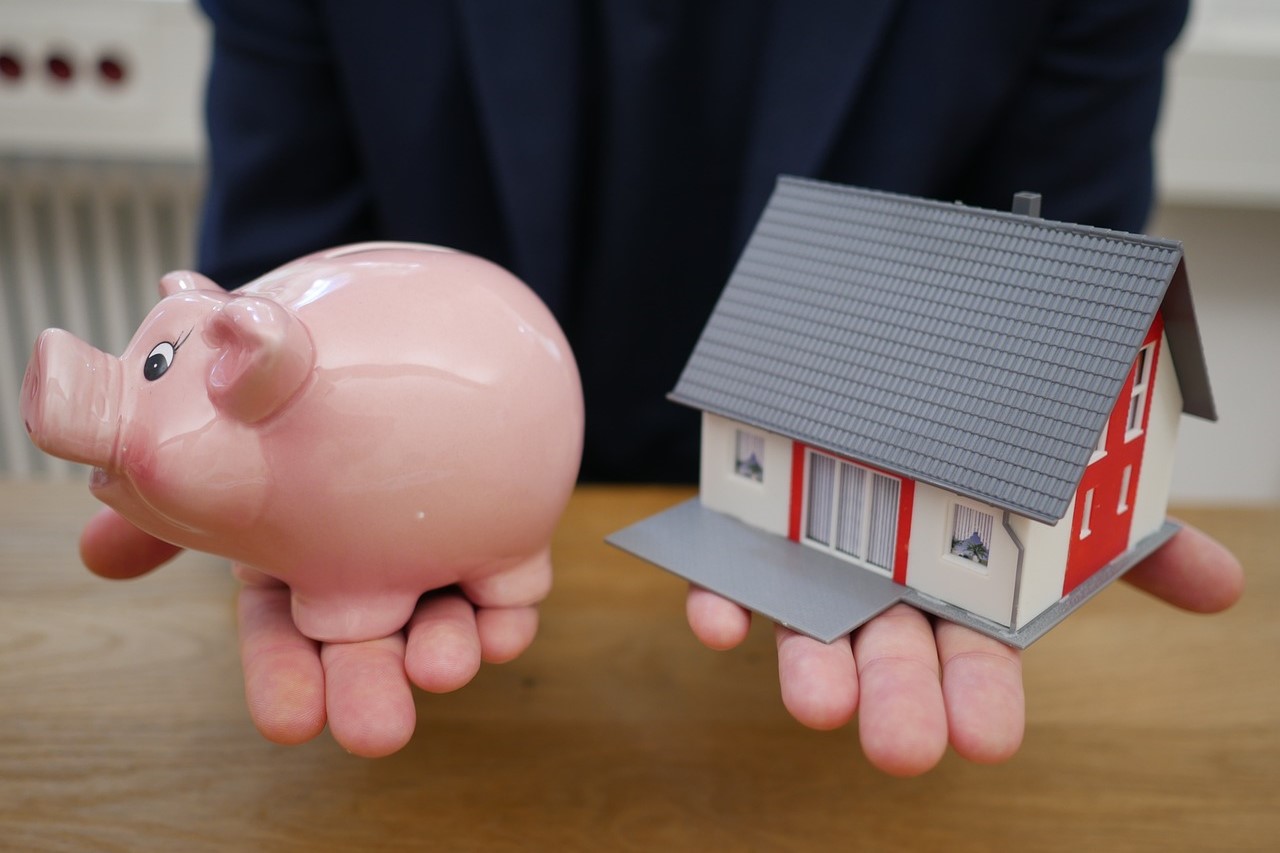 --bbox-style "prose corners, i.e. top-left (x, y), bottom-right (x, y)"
top-left (79, 506), bottom-right (184, 579)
